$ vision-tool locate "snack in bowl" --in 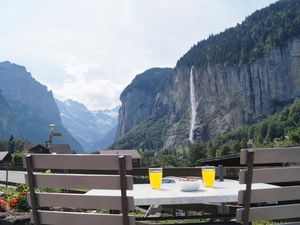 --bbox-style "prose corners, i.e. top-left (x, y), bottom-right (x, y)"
top-left (177, 177), bottom-right (200, 192)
